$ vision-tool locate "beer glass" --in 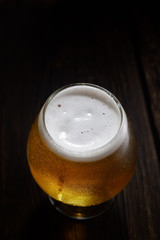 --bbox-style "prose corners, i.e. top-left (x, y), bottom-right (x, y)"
top-left (27, 83), bottom-right (137, 219)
